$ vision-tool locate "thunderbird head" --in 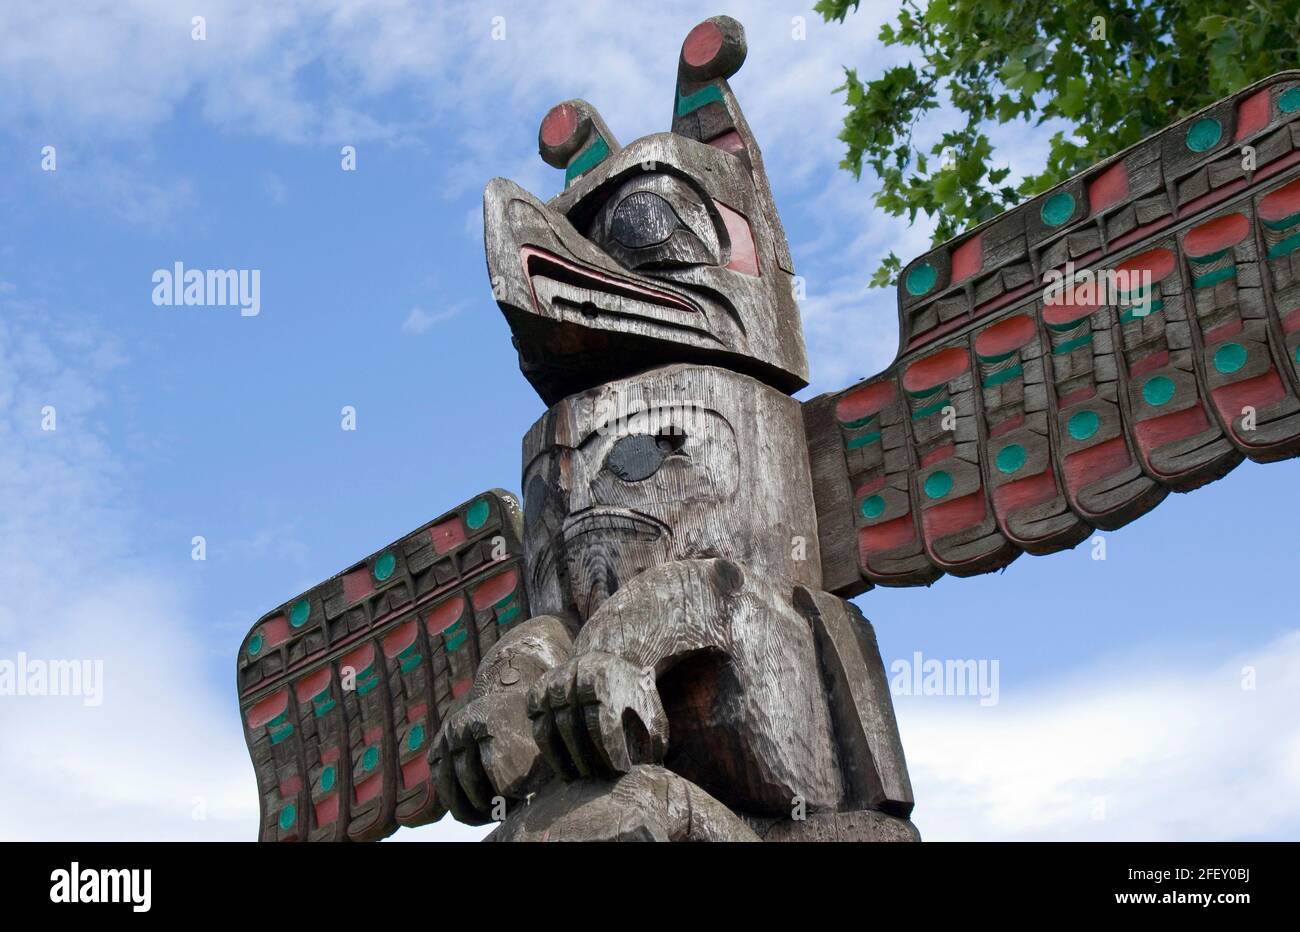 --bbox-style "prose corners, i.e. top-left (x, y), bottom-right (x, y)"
top-left (483, 16), bottom-right (808, 405)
